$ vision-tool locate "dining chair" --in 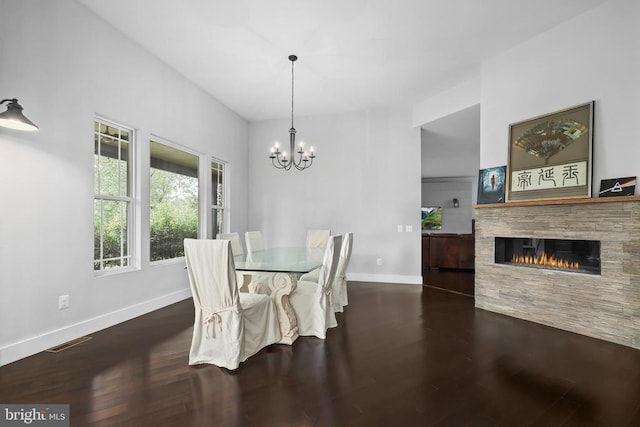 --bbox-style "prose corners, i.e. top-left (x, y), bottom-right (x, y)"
top-left (306, 229), bottom-right (331, 250)
top-left (300, 229), bottom-right (330, 283)
top-left (184, 238), bottom-right (281, 370)
top-left (216, 232), bottom-right (244, 256)
top-left (289, 234), bottom-right (342, 339)
top-left (332, 232), bottom-right (353, 313)
top-left (243, 231), bottom-right (271, 294)
top-left (217, 232), bottom-right (251, 292)
top-left (299, 232), bottom-right (353, 313)
top-left (245, 231), bottom-right (265, 253)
